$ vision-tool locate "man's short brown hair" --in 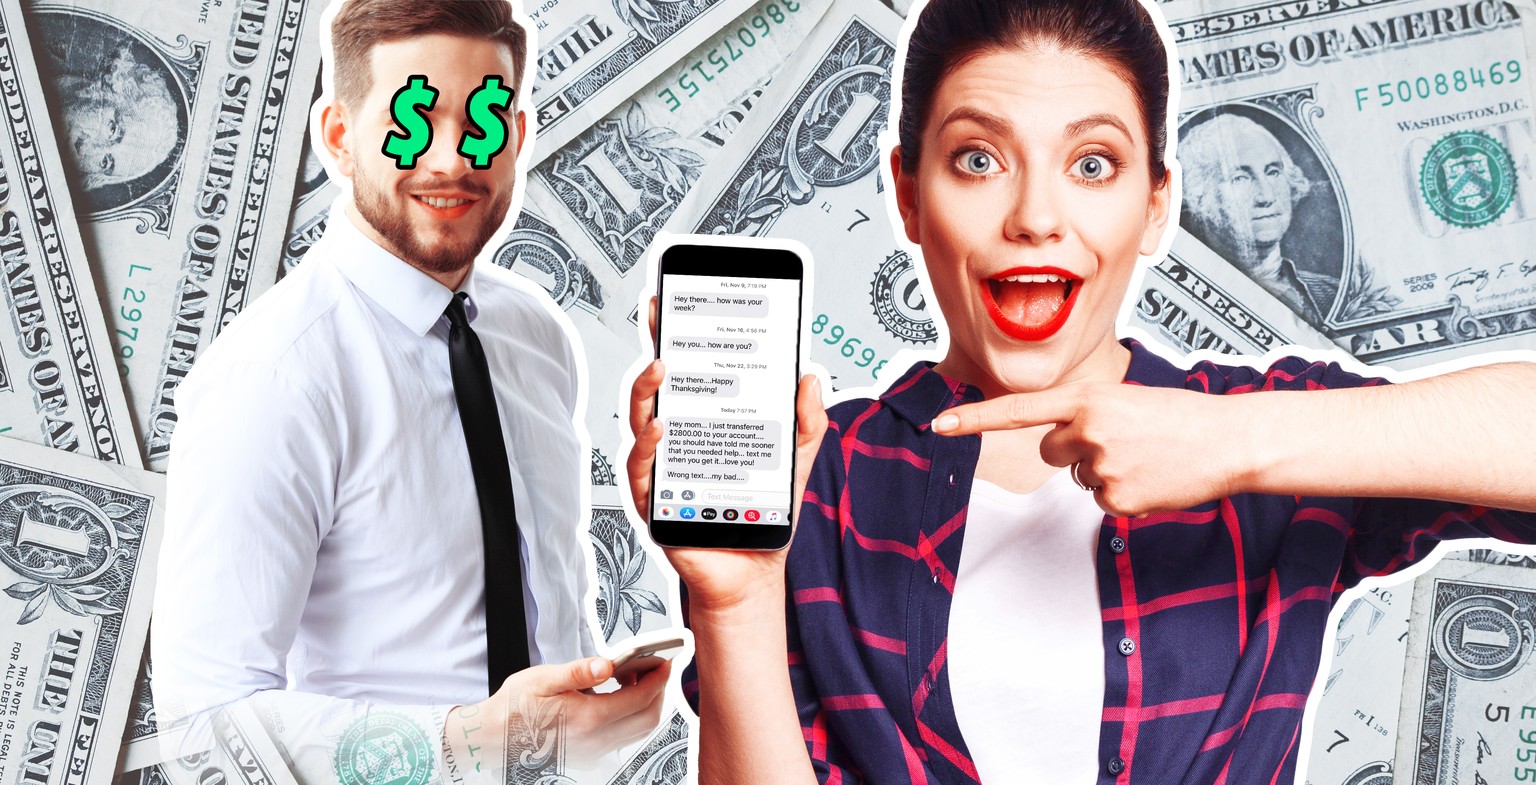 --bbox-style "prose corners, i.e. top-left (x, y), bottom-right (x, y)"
top-left (329, 0), bottom-right (527, 108)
